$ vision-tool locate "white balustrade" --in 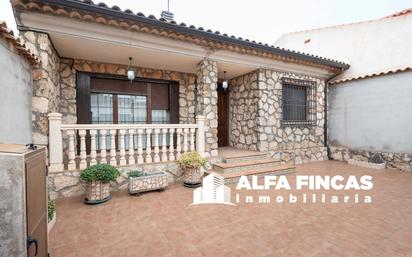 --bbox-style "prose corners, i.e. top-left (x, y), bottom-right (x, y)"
top-left (137, 129), bottom-right (144, 164)
top-left (79, 129), bottom-right (87, 169)
top-left (67, 129), bottom-right (76, 170)
top-left (128, 129), bottom-right (135, 165)
top-left (119, 129), bottom-right (126, 166)
top-left (176, 128), bottom-right (182, 159)
top-left (153, 129), bottom-right (160, 162)
top-left (100, 129), bottom-right (107, 164)
top-left (109, 129), bottom-right (117, 166)
top-left (183, 128), bottom-right (189, 153)
top-left (90, 129), bottom-right (97, 165)
top-left (168, 128), bottom-right (175, 161)
top-left (190, 128), bottom-right (196, 151)
top-left (47, 113), bottom-right (205, 172)
top-left (145, 129), bottom-right (152, 163)
top-left (161, 128), bottom-right (168, 162)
